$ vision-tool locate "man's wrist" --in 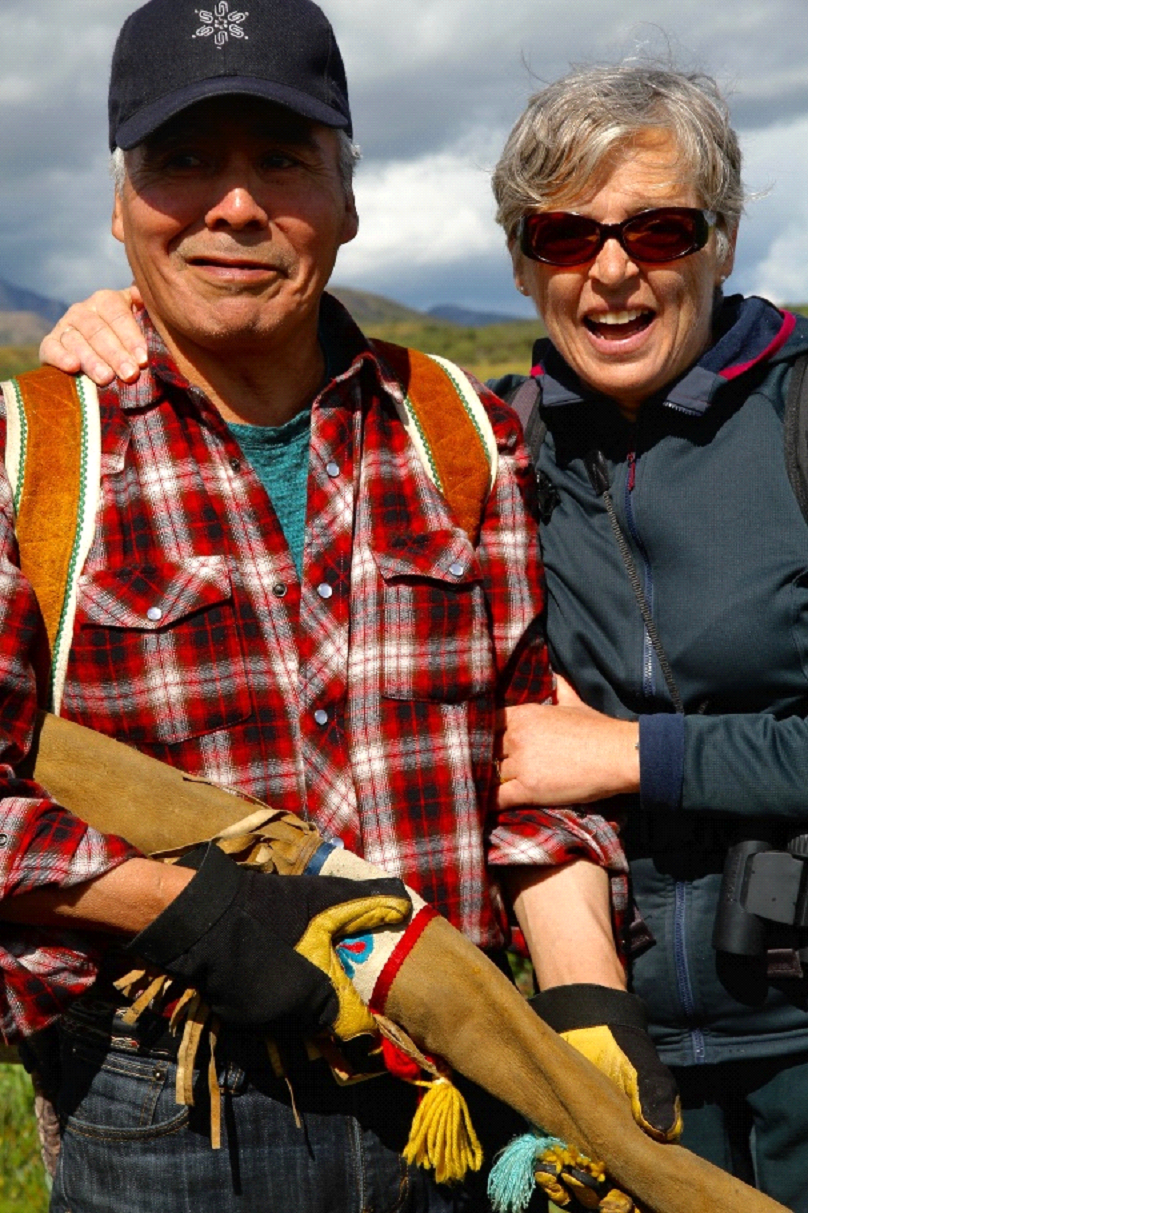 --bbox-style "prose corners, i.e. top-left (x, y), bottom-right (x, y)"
top-left (0, 855), bottom-right (195, 935)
